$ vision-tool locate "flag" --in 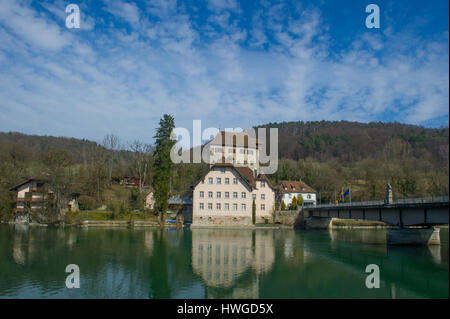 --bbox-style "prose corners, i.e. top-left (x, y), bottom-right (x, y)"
top-left (341, 189), bottom-right (350, 200)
